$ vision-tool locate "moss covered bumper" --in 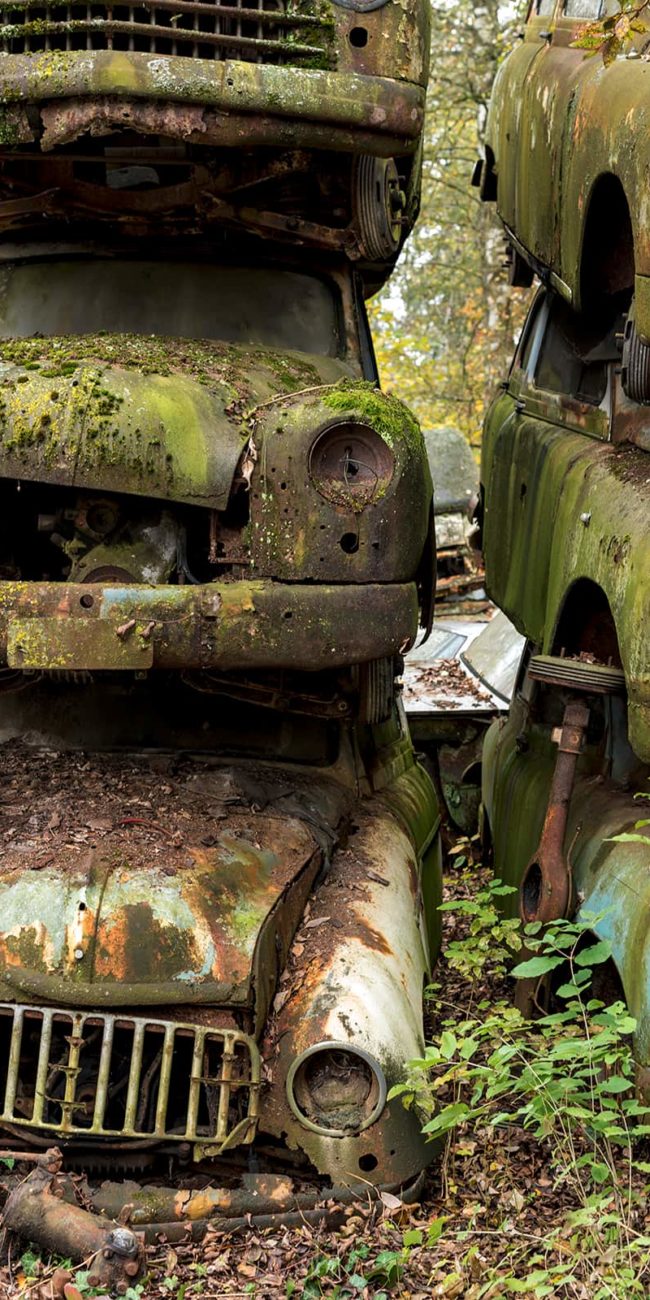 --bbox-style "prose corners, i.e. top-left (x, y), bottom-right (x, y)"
top-left (0, 579), bottom-right (418, 672)
top-left (0, 55), bottom-right (425, 155)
